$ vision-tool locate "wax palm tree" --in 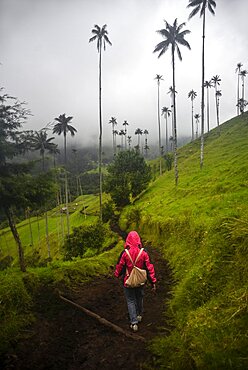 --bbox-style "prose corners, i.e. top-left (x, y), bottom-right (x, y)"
top-left (216, 90), bottom-right (222, 125)
top-left (53, 114), bottom-right (76, 235)
top-left (31, 129), bottom-right (56, 171)
top-left (113, 129), bottom-right (119, 151)
top-left (237, 98), bottom-right (248, 114)
top-left (123, 120), bottom-right (129, 149)
top-left (108, 117), bottom-right (117, 152)
top-left (188, 89), bottom-right (197, 141)
top-left (127, 135), bottom-right (132, 150)
top-left (168, 86), bottom-right (177, 148)
top-left (188, 0), bottom-right (216, 169)
top-left (119, 129), bottom-right (125, 149)
top-left (240, 70), bottom-right (248, 102)
top-left (235, 62), bottom-right (243, 115)
top-left (135, 128), bottom-right (143, 149)
top-left (194, 113), bottom-right (200, 139)
top-left (211, 75), bottom-right (221, 132)
top-left (204, 79), bottom-right (212, 132)
top-left (89, 24), bottom-right (112, 221)
top-left (53, 114), bottom-right (76, 165)
top-left (154, 19), bottom-right (191, 185)
top-left (143, 129), bottom-right (149, 157)
top-left (161, 107), bottom-right (171, 152)
top-left (48, 143), bottom-right (60, 168)
top-left (154, 74), bottom-right (163, 175)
